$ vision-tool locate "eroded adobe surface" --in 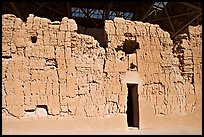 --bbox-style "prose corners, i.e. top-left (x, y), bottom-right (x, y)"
top-left (2, 14), bottom-right (202, 128)
top-left (104, 18), bottom-right (202, 116)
